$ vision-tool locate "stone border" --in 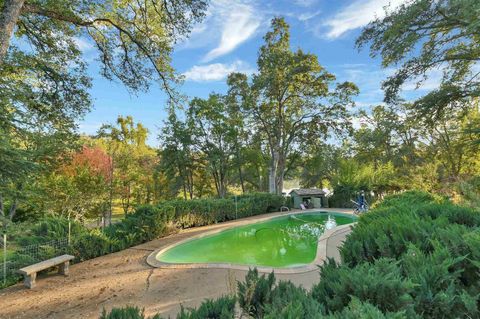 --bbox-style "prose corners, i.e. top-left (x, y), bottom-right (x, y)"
top-left (146, 209), bottom-right (356, 274)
